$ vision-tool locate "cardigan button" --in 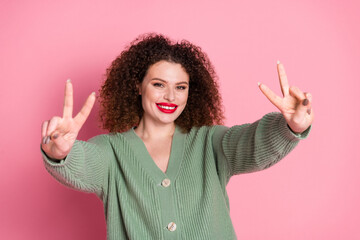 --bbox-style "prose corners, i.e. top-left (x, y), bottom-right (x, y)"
top-left (167, 222), bottom-right (177, 232)
top-left (162, 178), bottom-right (171, 187)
